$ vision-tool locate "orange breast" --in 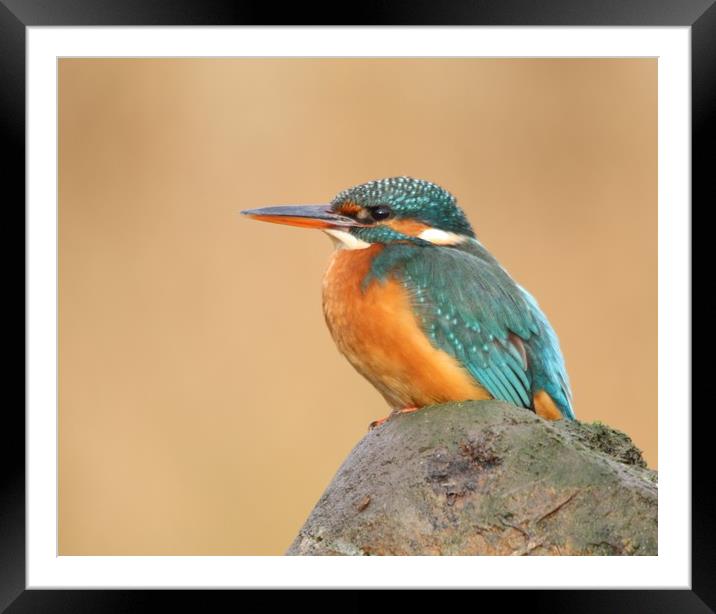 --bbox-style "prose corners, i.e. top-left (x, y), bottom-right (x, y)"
top-left (322, 245), bottom-right (491, 410)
